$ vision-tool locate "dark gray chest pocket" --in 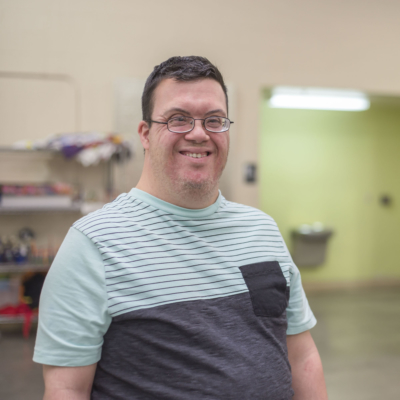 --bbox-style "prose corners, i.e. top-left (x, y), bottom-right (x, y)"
top-left (240, 261), bottom-right (289, 318)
